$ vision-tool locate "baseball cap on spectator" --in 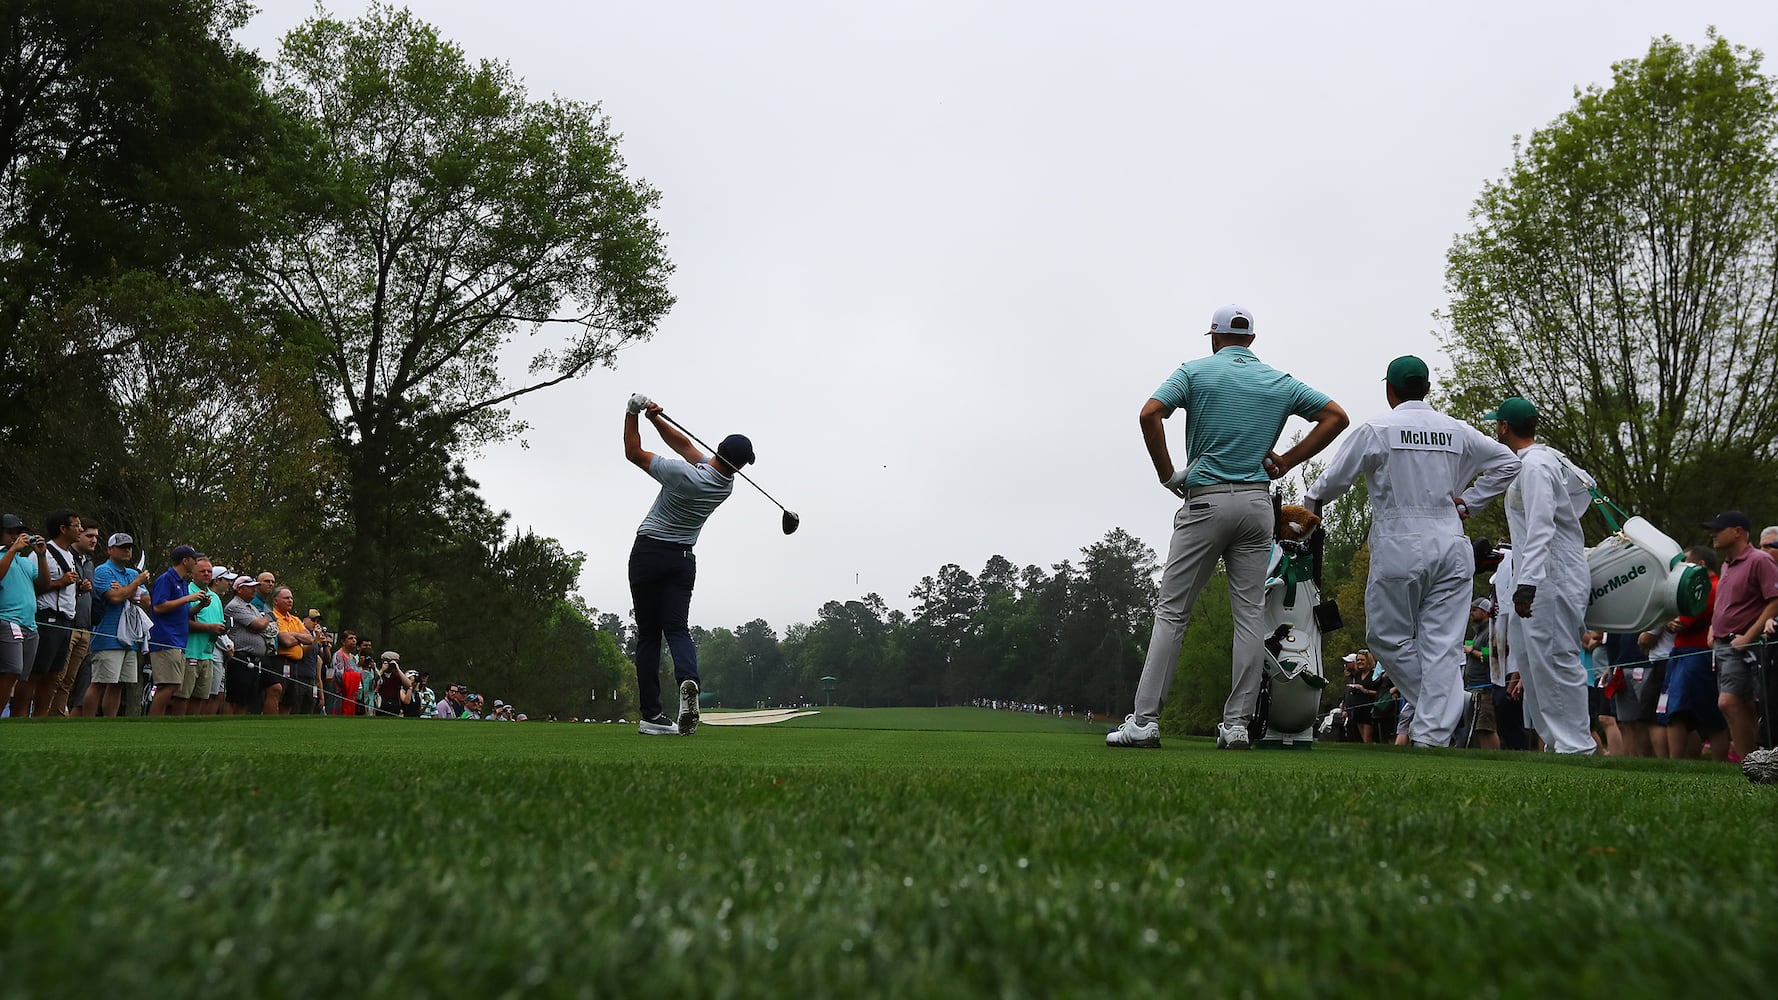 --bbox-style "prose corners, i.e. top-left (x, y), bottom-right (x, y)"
top-left (1207, 304), bottom-right (1254, 336)
top-left (1, 514), bottom-right (24, 531)
top-left (169, 544), bottom-right (198, 562)
top-left (1473, 598), bottom-right (1494, 614)
top-left (1702, 510), bottom-right (1752, 532)
top-left (494, 699), bottom-right (505, 708)
top-left (1341, 653), bottom-right (1358, 664)
top-left (233, 575), bottom-right (256, 591)
top-left (107, 532), bottom-right (135, 548)
top-left (382, 650), bottom-right (401, 662)
top-left (717, 434), bottom-right (755, 468)
top-left (307, 608), bottom-right (322, 620)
